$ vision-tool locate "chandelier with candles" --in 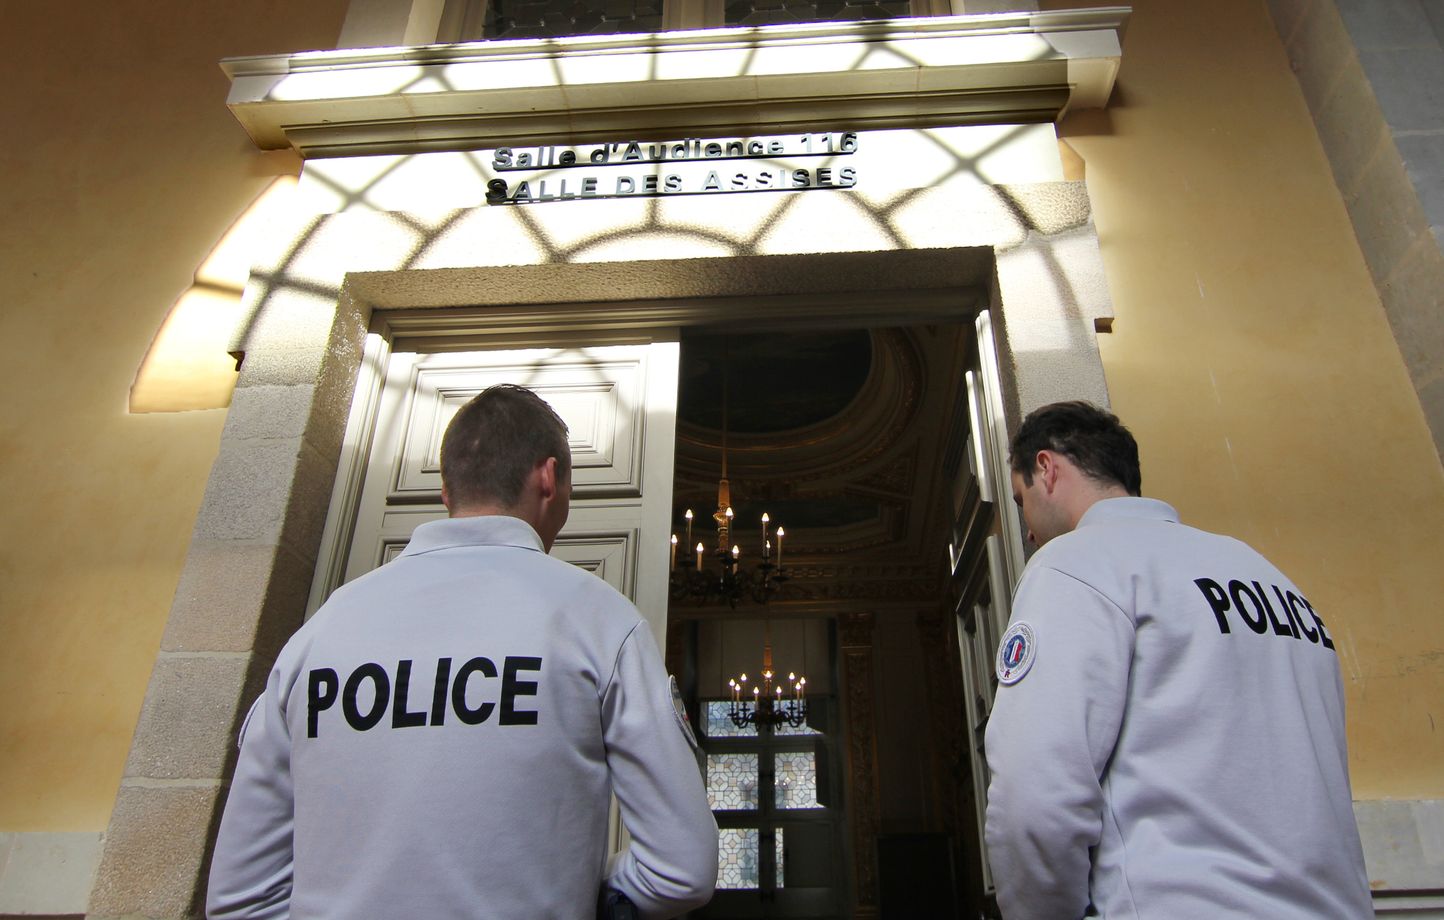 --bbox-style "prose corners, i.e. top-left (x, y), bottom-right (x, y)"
top-left (669, 337), bottom-right (788, 606)
top-left (725, 622), bottom-right (808, 729)
top-left (668, 495), bottom-right (787, 606)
